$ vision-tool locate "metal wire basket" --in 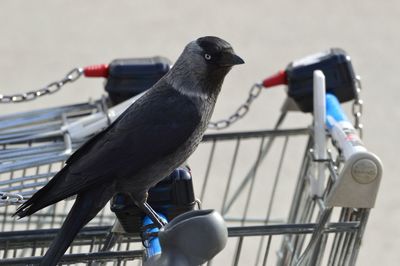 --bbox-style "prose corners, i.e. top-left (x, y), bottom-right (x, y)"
top-left (0, 80), bottom-right (382, 265)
